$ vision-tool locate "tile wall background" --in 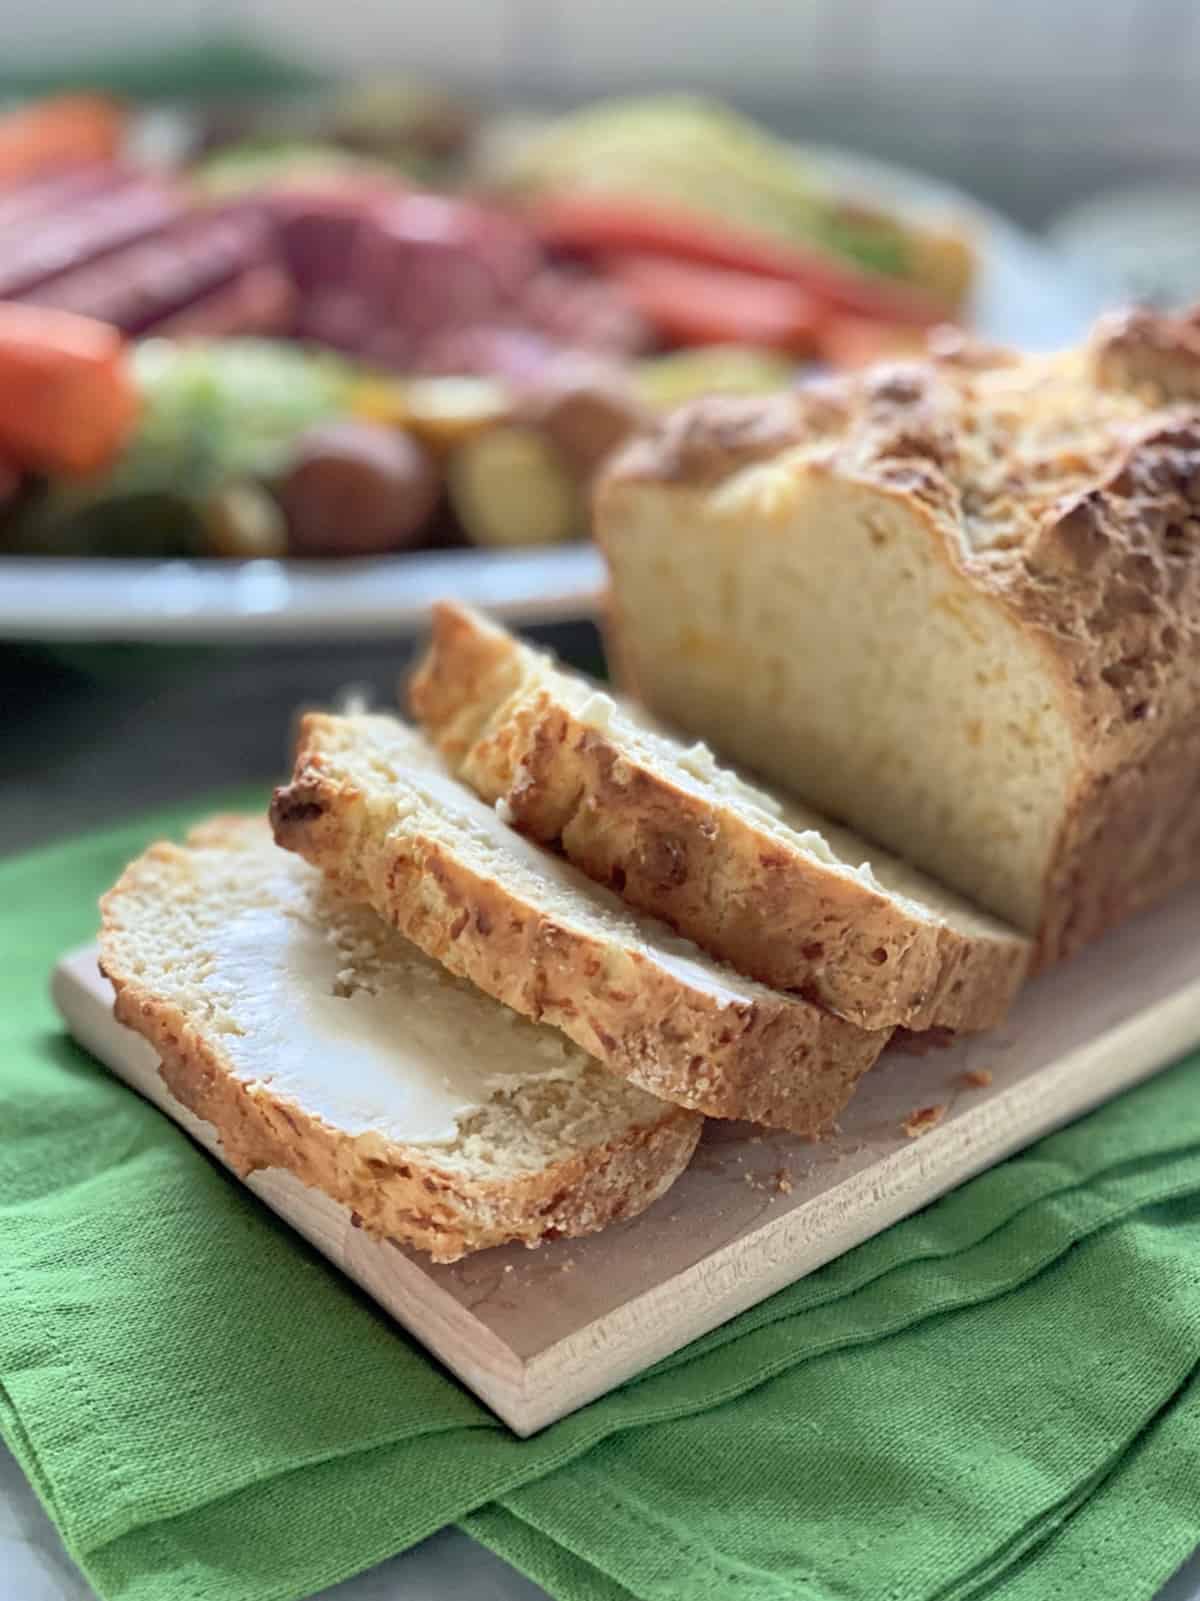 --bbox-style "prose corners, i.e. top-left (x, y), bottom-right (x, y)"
top-left (6, 0), bottom-right (1199, 225)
